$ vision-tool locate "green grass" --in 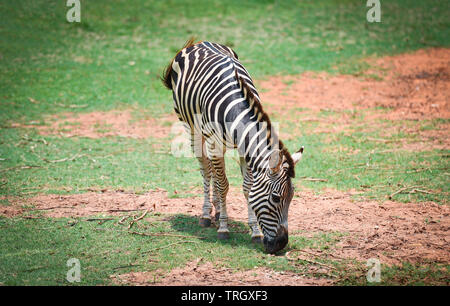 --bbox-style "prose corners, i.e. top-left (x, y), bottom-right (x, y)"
top-left (2, 214), bottom-right (447, 285)
top-left (1, 0), bottom-right (449, 123)
top-left (0, 0), bottom-right (449, 286)
top-left (0, 214), bottom-right (339, 285)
